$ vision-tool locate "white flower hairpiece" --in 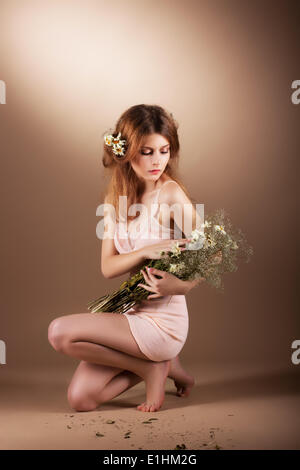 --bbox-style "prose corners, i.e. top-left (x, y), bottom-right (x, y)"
top-left (104, 131), bottom-right (127, 158)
